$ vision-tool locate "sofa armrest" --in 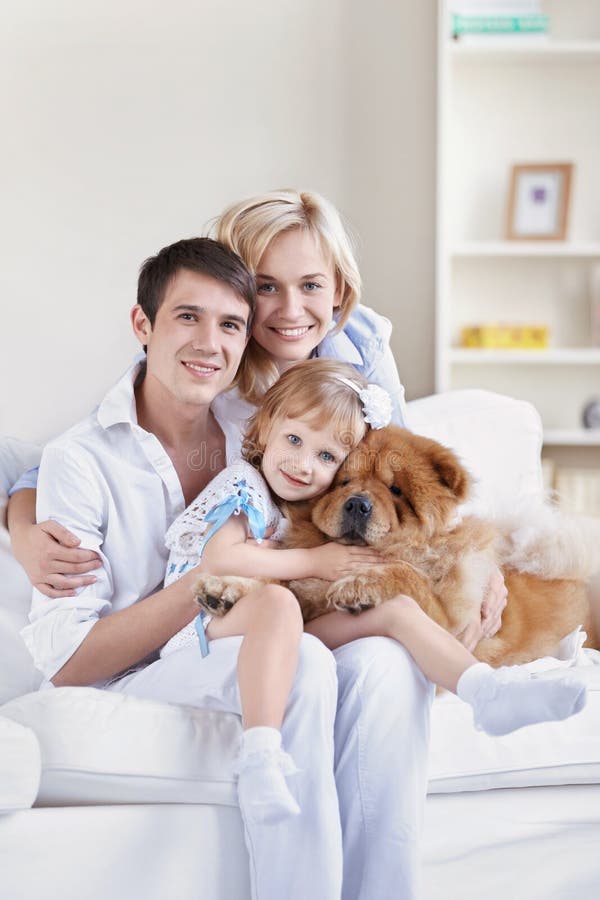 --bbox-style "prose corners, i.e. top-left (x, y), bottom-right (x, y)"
top-left (0, 716), bottom-right (41, 812)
